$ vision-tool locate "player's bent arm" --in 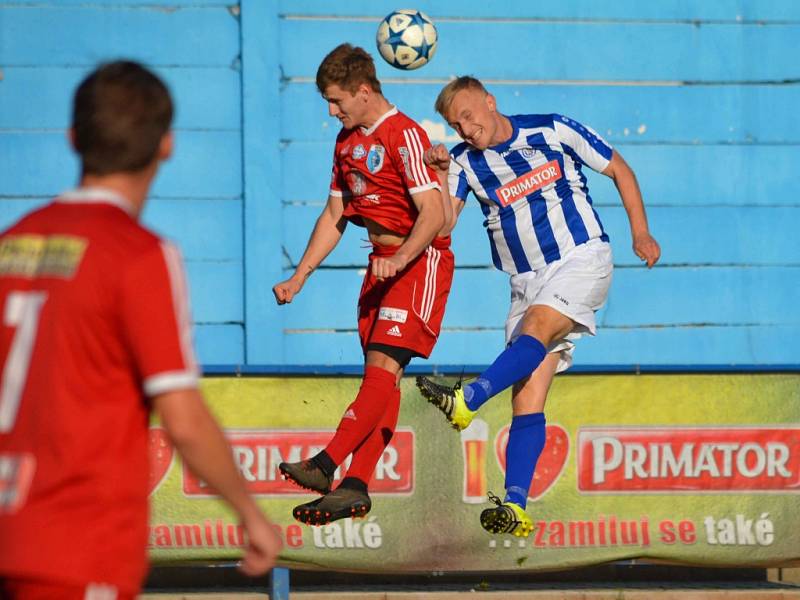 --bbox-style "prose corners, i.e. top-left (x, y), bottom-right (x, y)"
top-left (287, 193), bottom-right (347, 287)
top-left (433, 168), bottom-right (463, 237)
top-left (395, 187), bottom-right (446, 265)
top-left (154, 388), bottom-right (282, 574)
top-left (602, 151), bottom-right (648, 235)
top-left (423, 143), bottom-right (460, 235)
top-left (439, 179), bottom-right (455, 237)
top-left (602, 150), bottom-right (661, 267)
top-left (447, 196), bottom-right (466, 235)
